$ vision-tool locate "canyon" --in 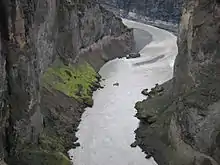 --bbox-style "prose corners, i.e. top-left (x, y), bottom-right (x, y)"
top-left (0, 0), bottom-right (220, 165)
